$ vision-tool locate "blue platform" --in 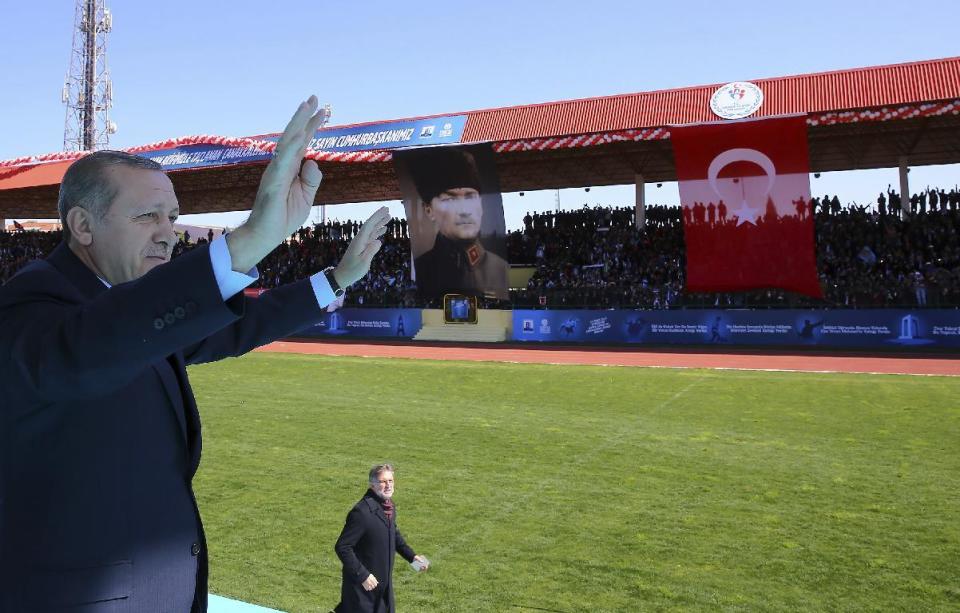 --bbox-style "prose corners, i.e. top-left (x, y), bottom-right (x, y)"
top-left (209, 594), bottom-right (285, 612)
